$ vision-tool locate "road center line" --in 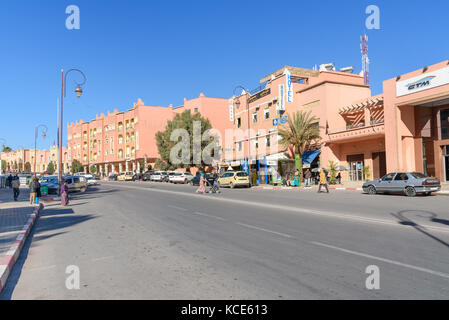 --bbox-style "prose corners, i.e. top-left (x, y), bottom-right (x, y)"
top-left (104, 183), bottom-right (449, 233)
top-left (192, 211), bottom-right (227, 221)
top-left (236, 222), bottom-right (294, 239)
top-left (310, 241), bottom-right (449, 280)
